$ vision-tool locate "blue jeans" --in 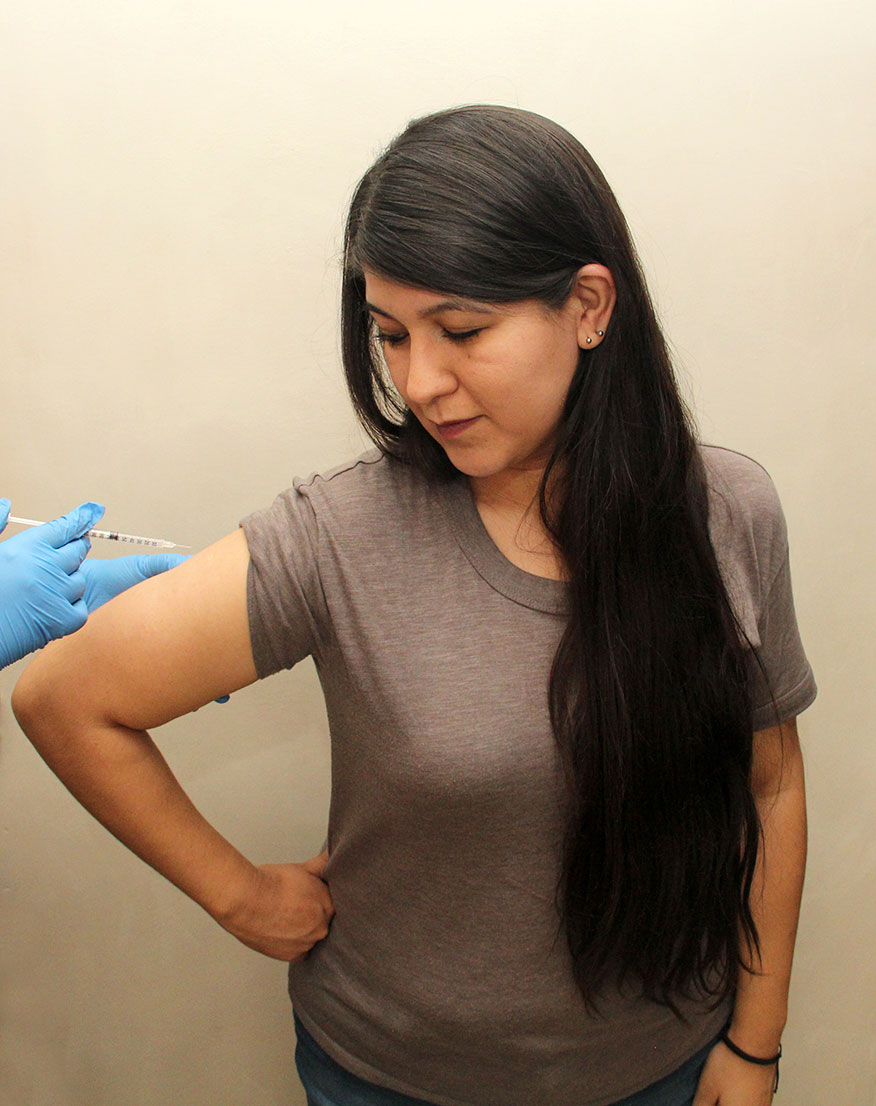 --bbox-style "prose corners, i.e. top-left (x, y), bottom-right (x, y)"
top-left (294, 1013), bottom-right (717, 1106)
